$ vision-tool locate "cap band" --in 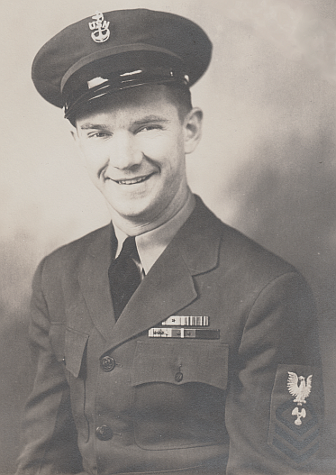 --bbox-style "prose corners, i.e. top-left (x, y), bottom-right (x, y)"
top-left (63, 65), bottom-right (190, 120)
